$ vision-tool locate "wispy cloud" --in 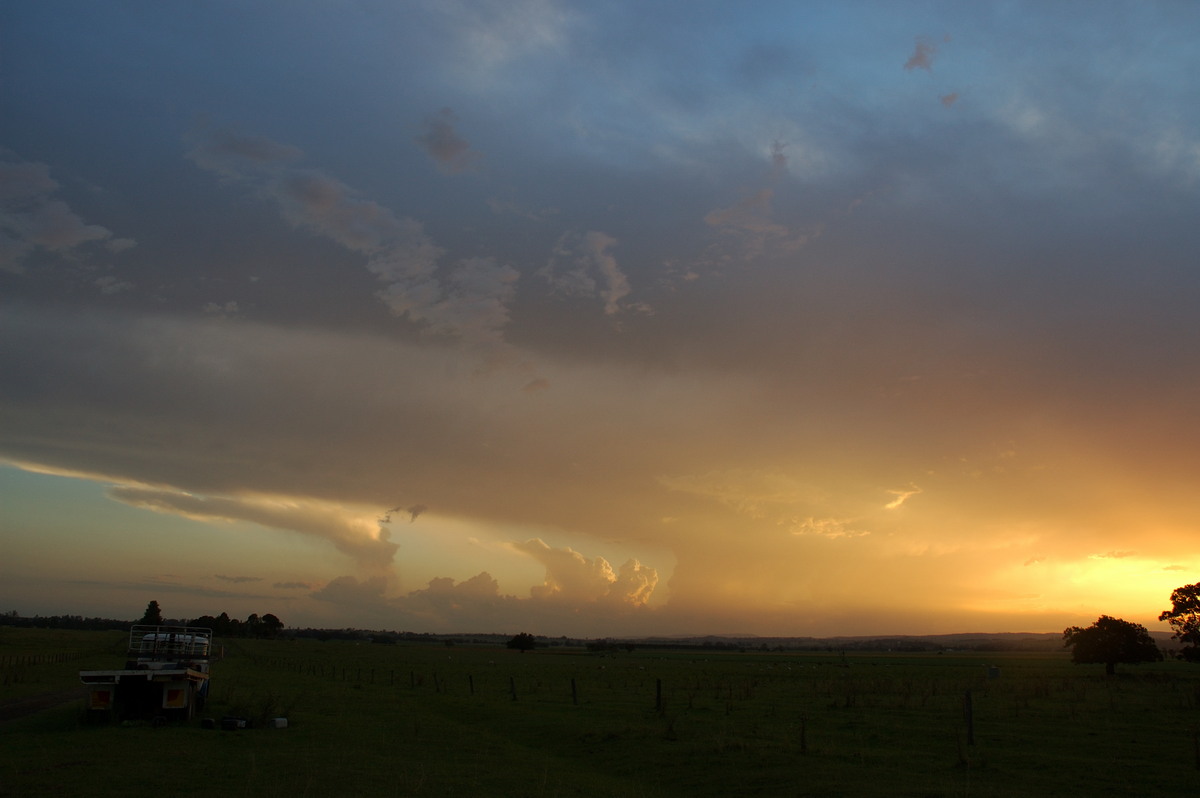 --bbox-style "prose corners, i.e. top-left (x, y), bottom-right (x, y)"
top-left (416, 108), bottom-right (481, 173)
top-left (214, 574), bottom-right (262, 584)
top-left (704, 142), bottom-right (818, 260)
top-left (542, 230), bottom-right (636, 315)
top-left (187, 125), bottom-right (519, 357)
top-left (884, 486), bottom-right (922, 510)
top-left (903, 35), bottom-right (944, 72)
top-left (0, 153), bottom-right (134, 274)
